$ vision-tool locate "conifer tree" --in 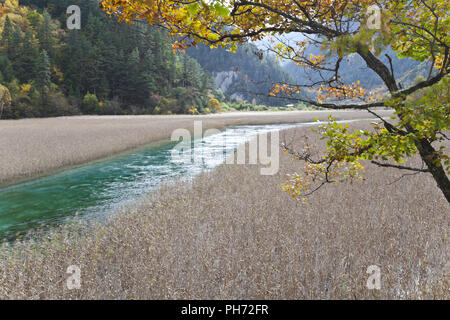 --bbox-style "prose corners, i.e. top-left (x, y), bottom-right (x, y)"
top-left (1, 16), bottom-right (13, 49)
top-left (18, 29), bottom-right (39, 82)
top-left (35, 49), bottom-right (51, 92)
top-left (37, 11), bottom-right (54, 57)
